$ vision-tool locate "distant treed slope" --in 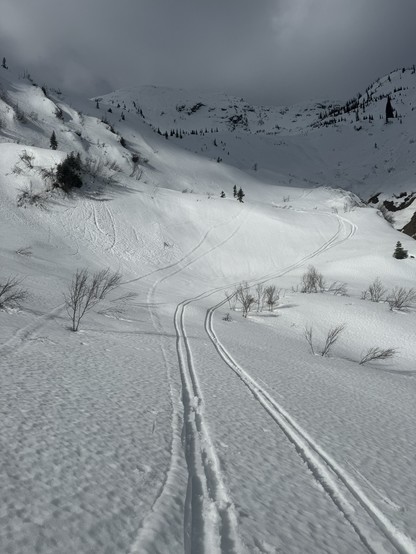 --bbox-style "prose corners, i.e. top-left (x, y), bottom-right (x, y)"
top-left (1, 60), bottom-right (416, 238)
